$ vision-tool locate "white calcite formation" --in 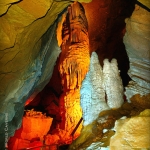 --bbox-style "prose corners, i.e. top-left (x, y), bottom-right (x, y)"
top-left (103, 59), bottom-right (124, 109)
top-left (80, 52), bottom-right (109, 126)
top-left (80, 52), bottom-right (124, 126)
